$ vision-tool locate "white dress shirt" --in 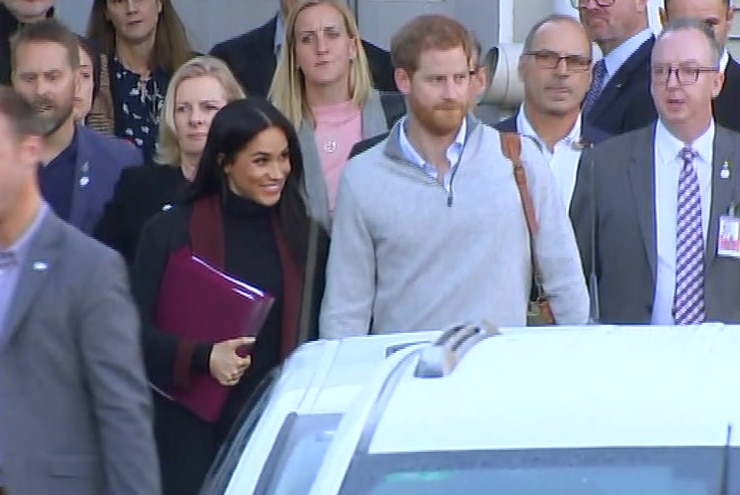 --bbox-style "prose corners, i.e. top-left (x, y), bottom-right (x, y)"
top-left (651, 120), bottom-right (714, 324)
top-left (603, 28), bottom-right (653, 87)
top-left (720, 49), bottom-right (730, 74)
top-left (517, 105), bottom-right (583, 211)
